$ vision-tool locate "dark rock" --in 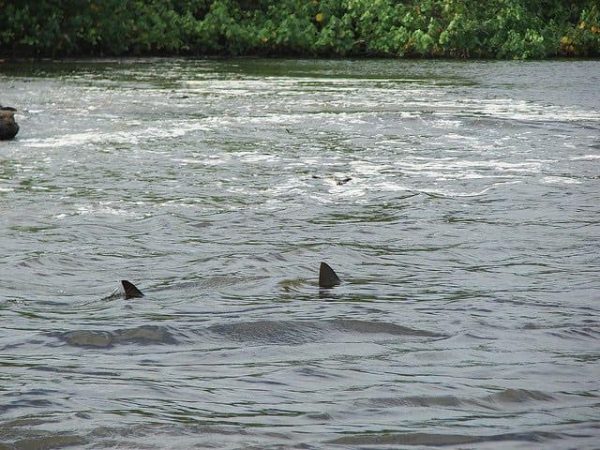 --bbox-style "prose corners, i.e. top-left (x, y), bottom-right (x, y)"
top-left (0, 105), bottom-right (19, 140)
